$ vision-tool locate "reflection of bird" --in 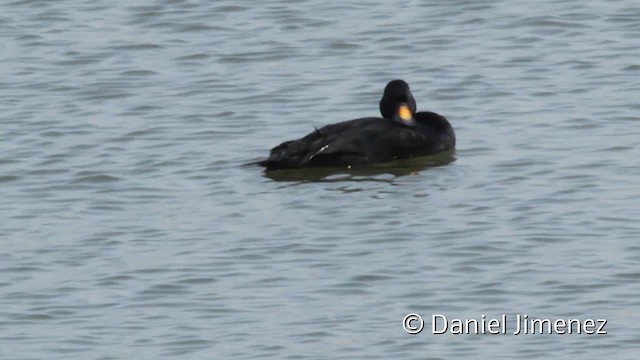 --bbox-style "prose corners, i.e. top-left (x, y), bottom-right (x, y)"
top-left (259, 80), bottom-right (455, 171)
